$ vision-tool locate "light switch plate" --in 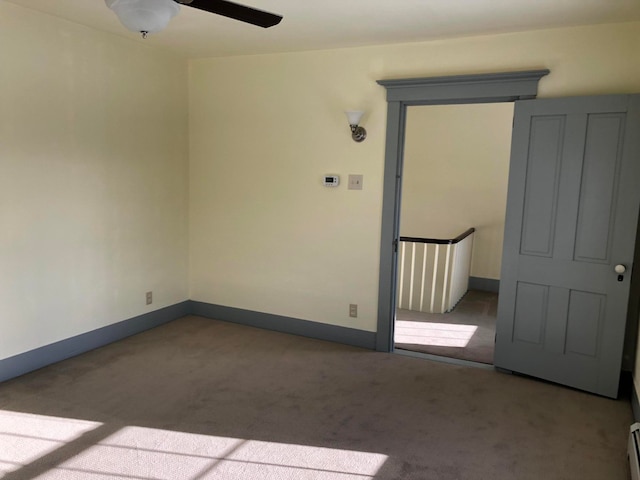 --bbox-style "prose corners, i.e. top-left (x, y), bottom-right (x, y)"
top-left (348, 174), bottom-right (363, 190)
